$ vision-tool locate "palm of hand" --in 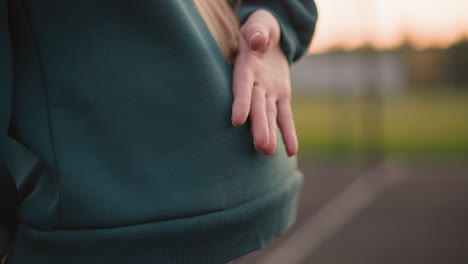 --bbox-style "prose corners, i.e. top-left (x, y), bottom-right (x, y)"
top-left (231, 10), bottom-right (298, 157)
